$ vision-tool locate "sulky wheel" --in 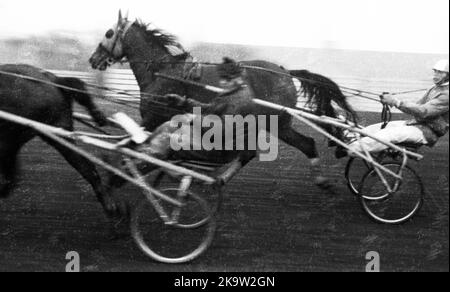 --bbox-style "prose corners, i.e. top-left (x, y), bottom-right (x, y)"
top-left (345, 157), bottom-right (373, 196)
top-left (131, 191), bottom-right (216, 264)
top-left (152, 170), bottom-right (223, 226)
top-left (359, 162), bottom-right (424, 224)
